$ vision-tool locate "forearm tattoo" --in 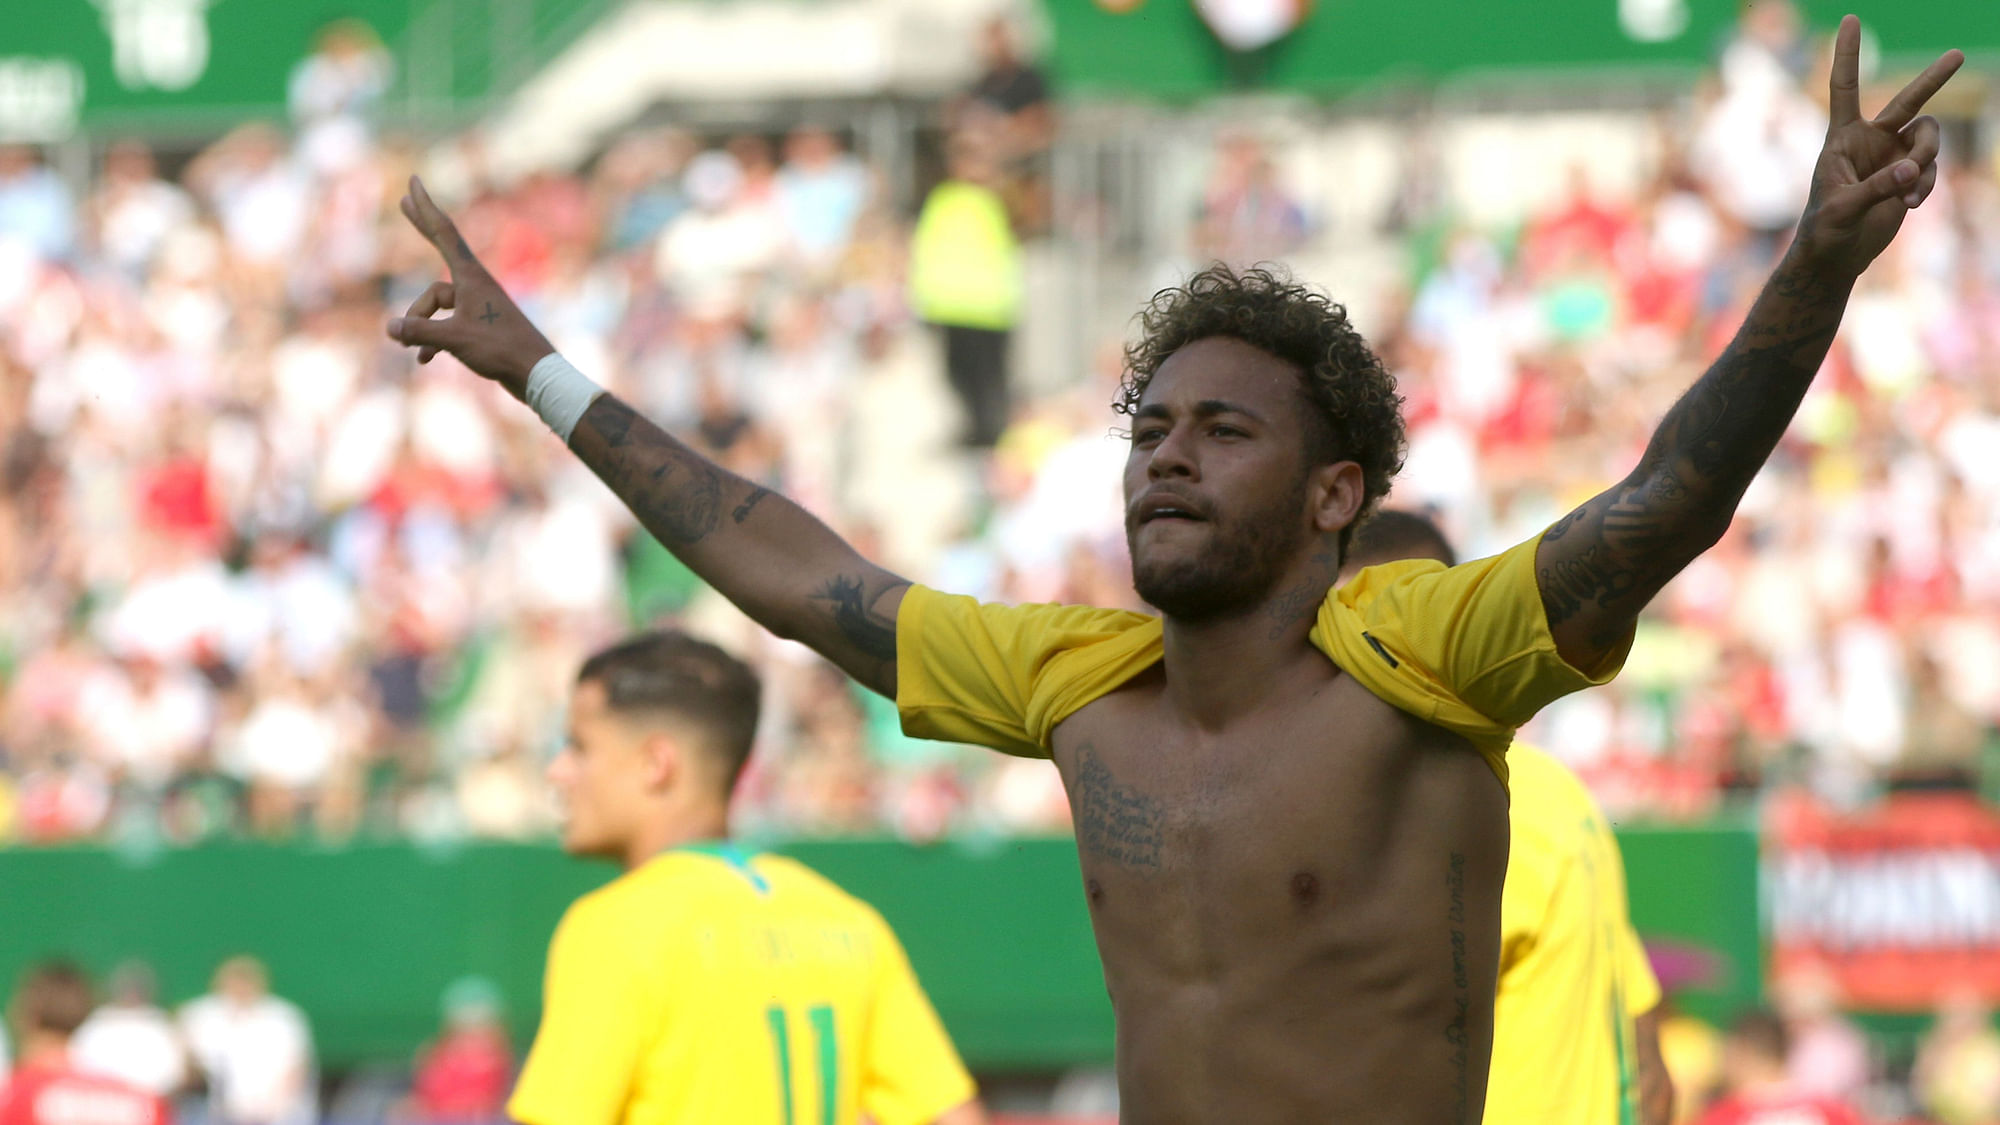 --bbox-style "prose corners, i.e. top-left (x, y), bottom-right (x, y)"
top-left (1540, 254), bottom-right (1849, 642)
top-left (575, 397), bottom-right (723, 545)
